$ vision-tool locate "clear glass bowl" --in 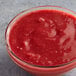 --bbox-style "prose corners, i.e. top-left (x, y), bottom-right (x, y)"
top-left (5, 6), bottom-right (76, 76)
